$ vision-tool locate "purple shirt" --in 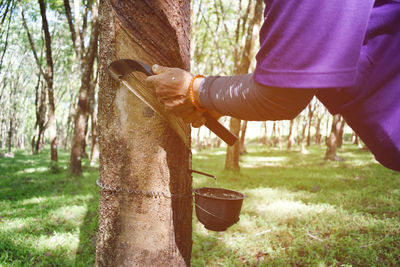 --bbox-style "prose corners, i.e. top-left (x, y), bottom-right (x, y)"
top-left (200, 0), bottom-right (400, 171)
